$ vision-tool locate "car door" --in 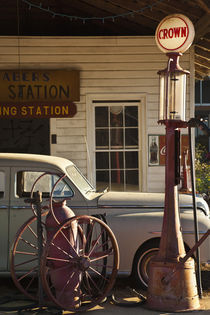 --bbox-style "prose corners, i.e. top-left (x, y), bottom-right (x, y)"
top-left (9, 166), bottom-right (39, 272)
top-left (0, 167), bottom-right (10, 271)
top-left (8, 166), bottom-right (76, 269)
